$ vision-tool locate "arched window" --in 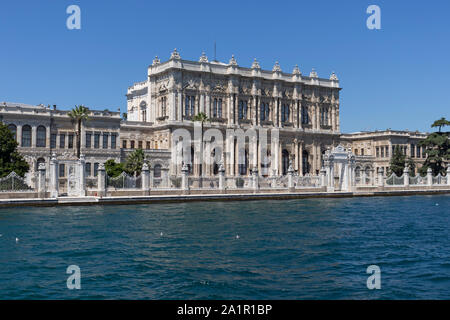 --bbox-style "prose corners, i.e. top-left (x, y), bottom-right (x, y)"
top-left (218, 99), bottom-right (222, 118)
top-left (185, 96), bottom-right (190, 117)
top-left (301, 106), bottom-right (309, 124)
top-left (213, 98), bottom-right (218, 118)
top-left (36, 126), bottom-right (46, 147)
top-left (302, 150), bottom-right (309, 175)
top-left (7, 124), bottom-right (17, 141)
top-left (260, 103), bottom-right (265, 122)
top-left (238, 100), bottom-right (248, 120)
top-left (140, 101), bottom-right (147, 122)
top-left (154, 164), bottom-right (162, 178)
top-left (22, 125), bottom-right (32, 147)
top-left (281, 104), bottom-right (290, 123)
